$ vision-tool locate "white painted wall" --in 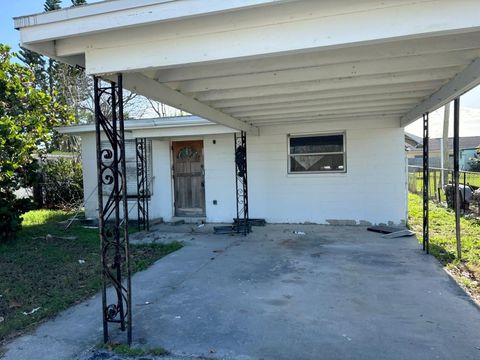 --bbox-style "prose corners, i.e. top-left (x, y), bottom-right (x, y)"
top-left (80, 118), bottom-right (406, 225)
top-left (81, 135), bottom-right (174, 221)
top-left (203, 134), bottom-right (237, 222)
top-left (149, 140), bottom-right (173, 220)
top-left (81, 133), bottom-right (98, 219)
top-left (247, 120), bottom-right (406, 225)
